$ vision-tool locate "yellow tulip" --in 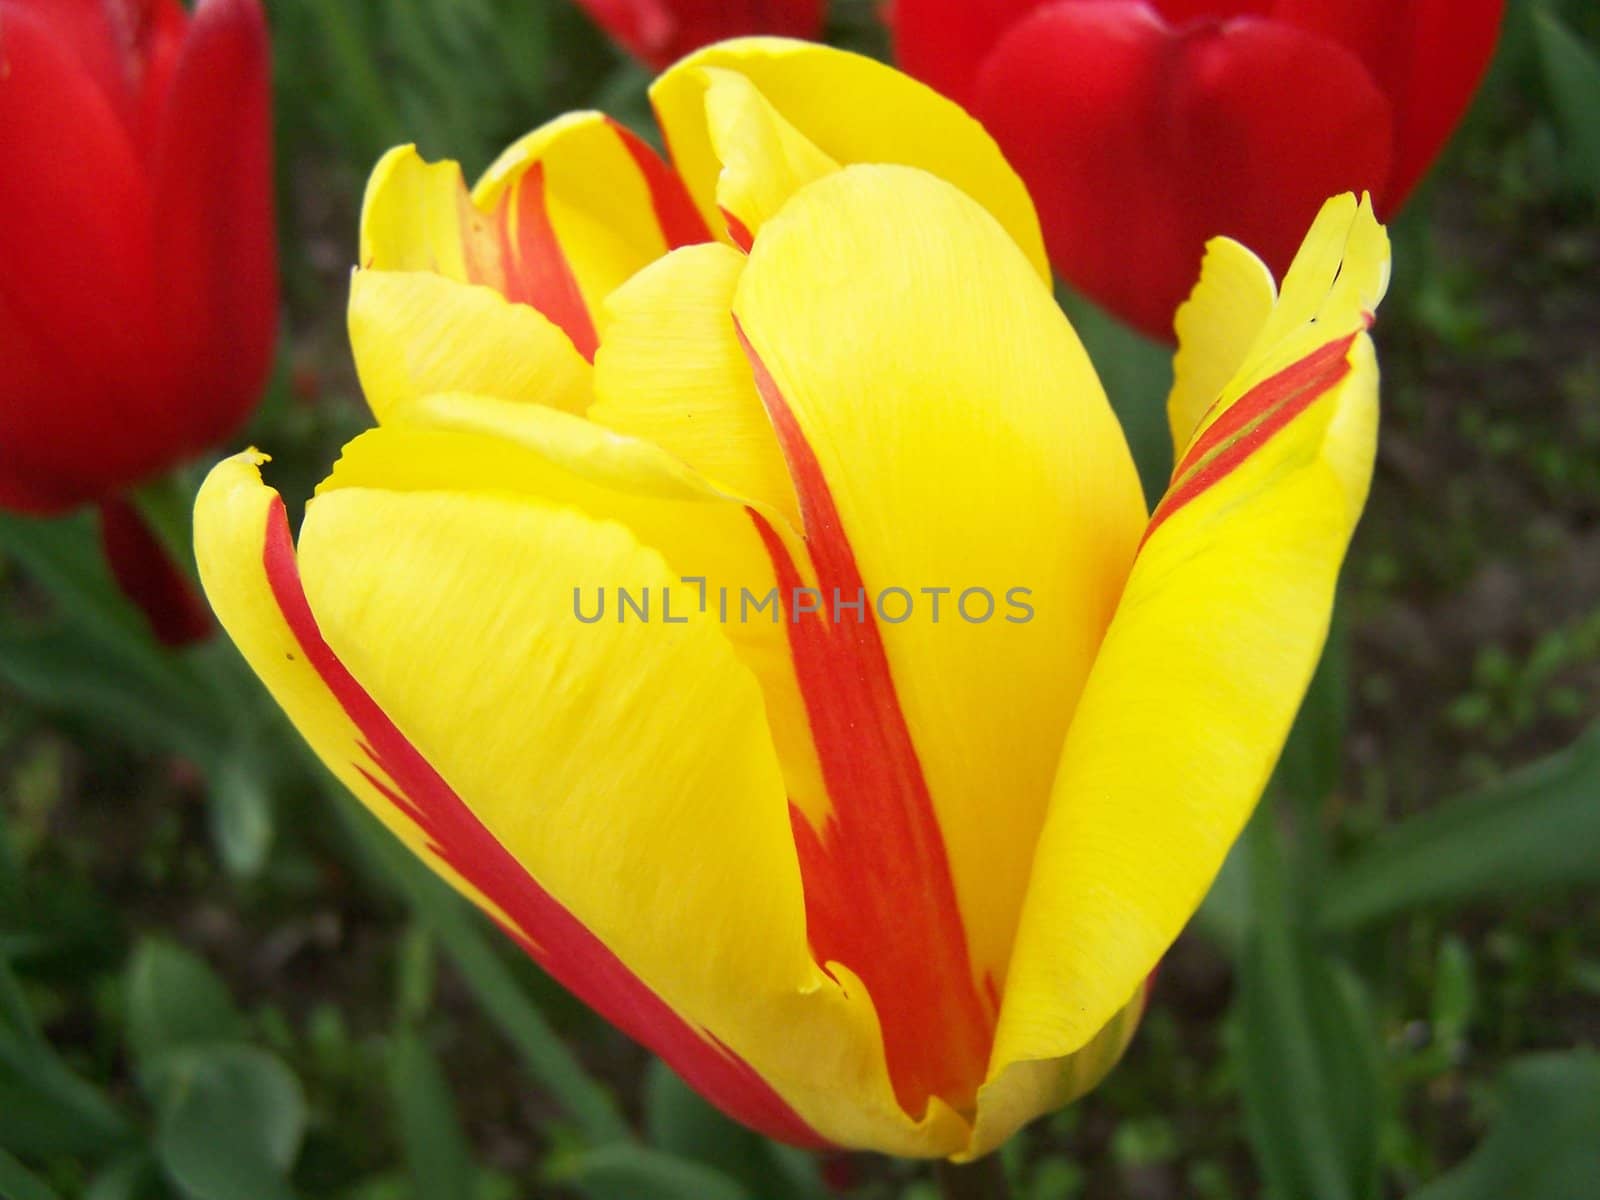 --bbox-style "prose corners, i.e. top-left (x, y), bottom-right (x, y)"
top-left (195, 39), bottom-right (1388, 1159)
